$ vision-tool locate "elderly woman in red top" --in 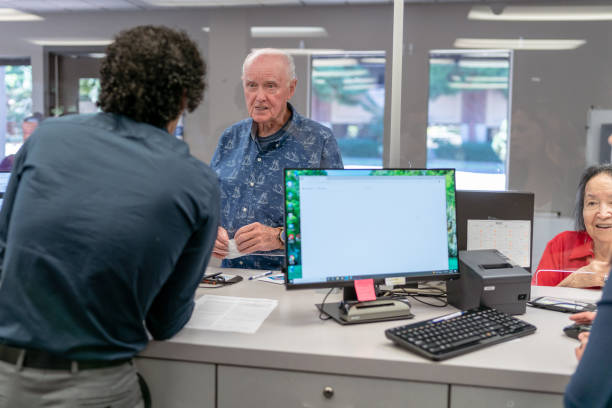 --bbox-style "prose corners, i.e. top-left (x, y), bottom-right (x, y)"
top-left (534, 164), bottom-right (612, 287)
